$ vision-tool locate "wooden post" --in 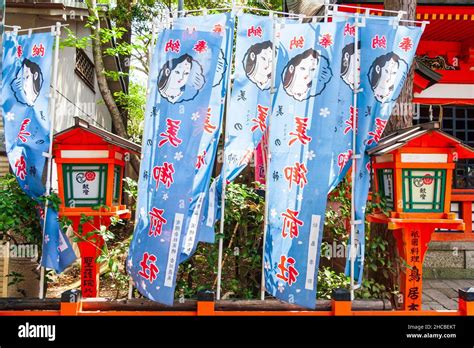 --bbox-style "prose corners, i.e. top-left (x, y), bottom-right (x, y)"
top-left (197, 290), bottom-right (215, 316)
top-left (395, 224), bottom-right (434, 311)
top-left (60, 289), bottom-right (82, 316)
top-left (332, 288), bottom-right (352, 316)
top-left (70, 216), bottom-right (108, 298)
top-left (458, 288), bottom-right (474, 316)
